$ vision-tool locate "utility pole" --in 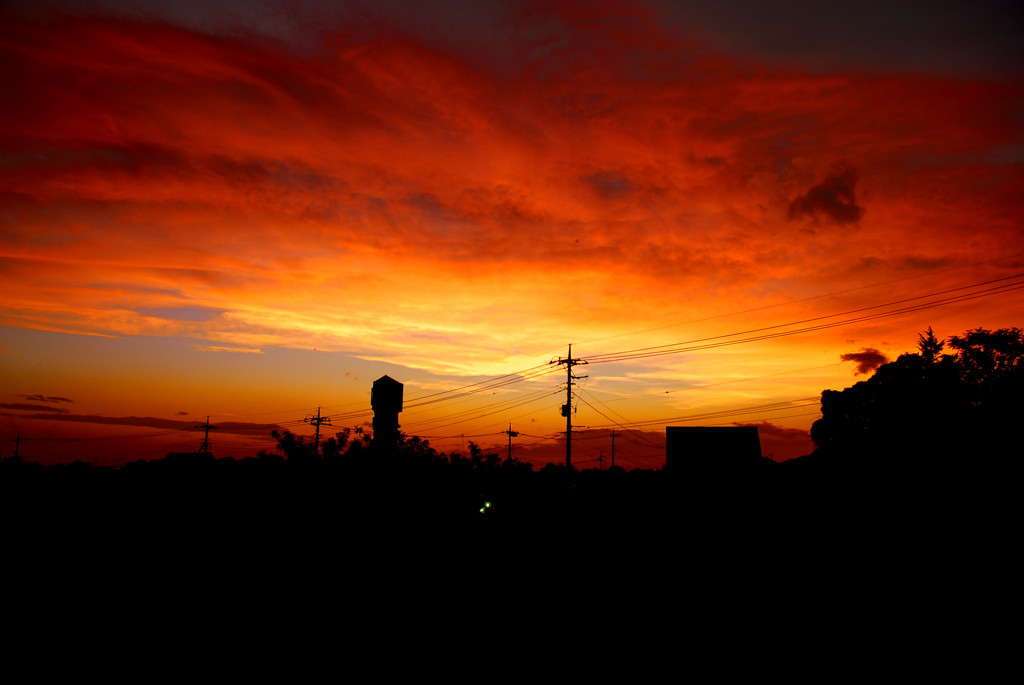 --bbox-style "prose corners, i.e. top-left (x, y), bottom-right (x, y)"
top-left (611, 429), bottom-right (617, 470)
top-left (503, 423), bottom-right (519, 462)
top-left (550, 344), bottom-right (587, 469)
top-left (304, 407), bottom-right (332, 458)
top-left (195, 417), bottom-right (218, 454)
